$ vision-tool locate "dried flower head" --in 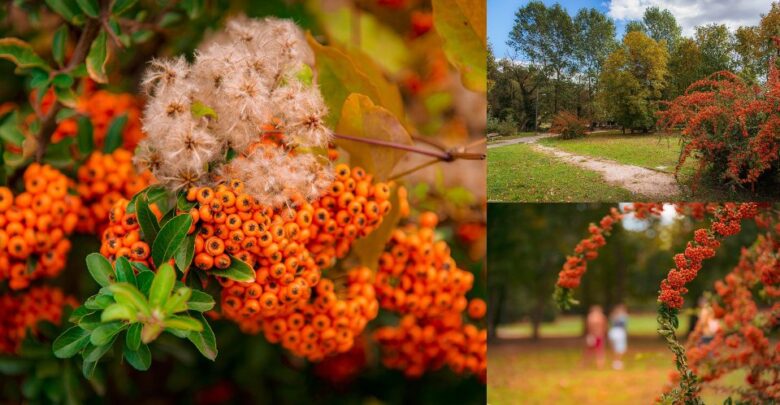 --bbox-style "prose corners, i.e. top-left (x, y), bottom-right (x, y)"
top-left (139, 16), bottom-right (332, 207)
